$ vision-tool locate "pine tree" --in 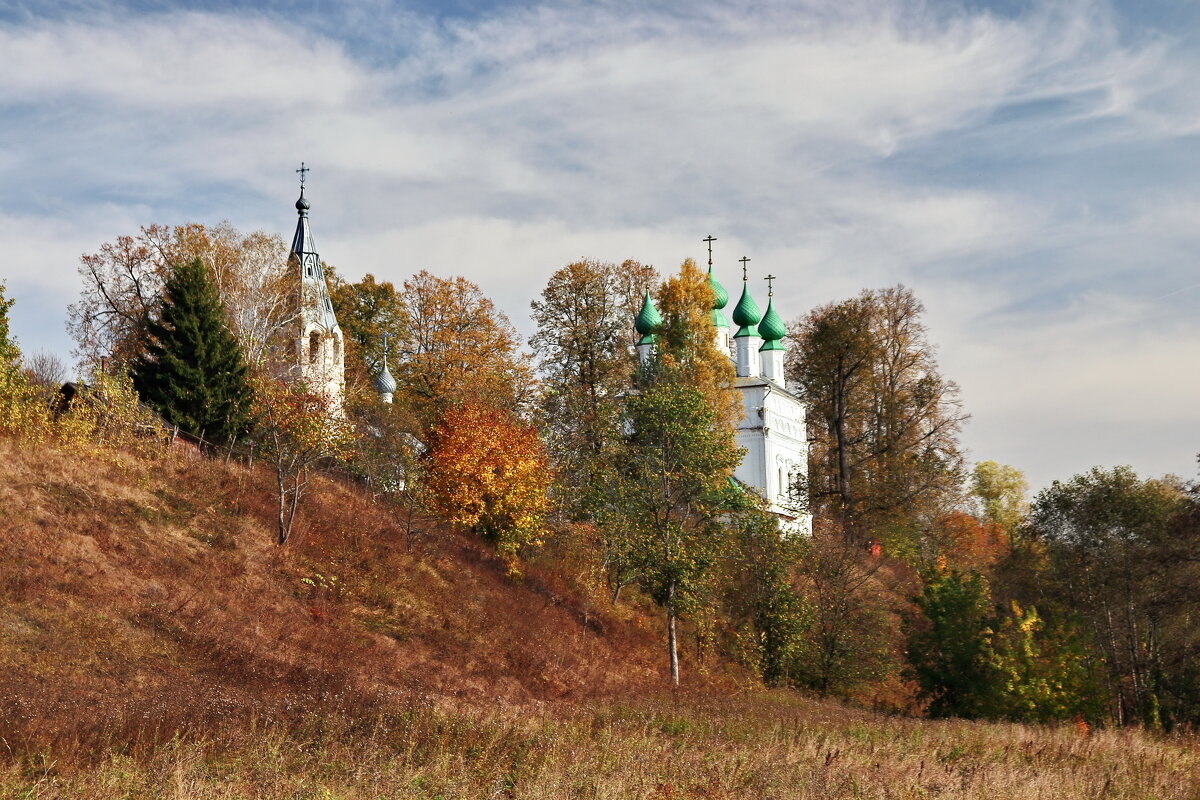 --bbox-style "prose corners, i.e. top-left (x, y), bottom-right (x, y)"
top-left (132, 258), bottom-right (251, 444)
